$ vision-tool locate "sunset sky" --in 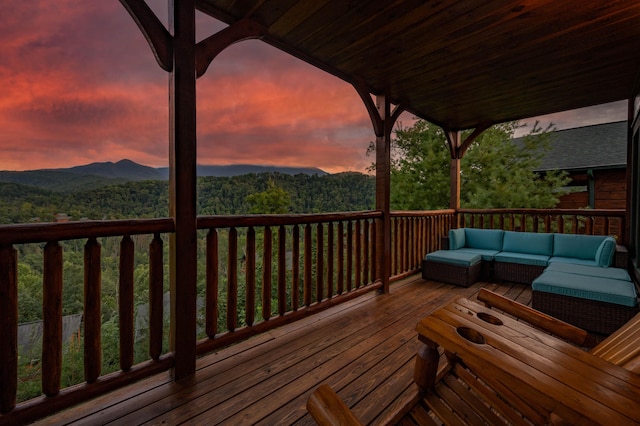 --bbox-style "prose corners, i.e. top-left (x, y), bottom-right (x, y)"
top-left (1, 2), bottom-right (627, 174)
